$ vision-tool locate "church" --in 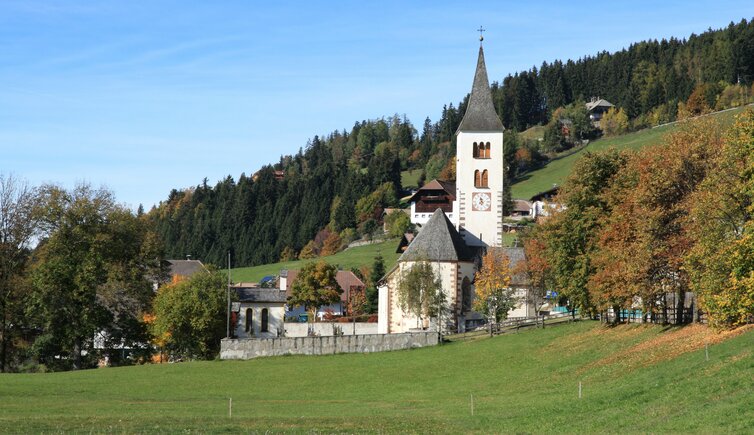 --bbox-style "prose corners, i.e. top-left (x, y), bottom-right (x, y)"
top-left (378, 39), bottom-right (529, 334)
